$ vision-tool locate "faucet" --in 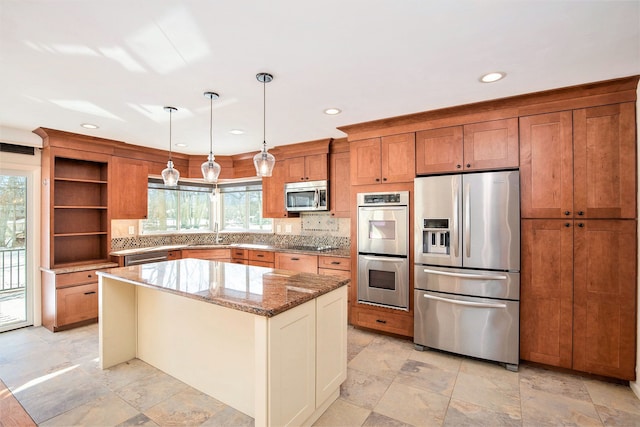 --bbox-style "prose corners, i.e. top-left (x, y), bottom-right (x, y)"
top-left (214, 222), bottom-right (222, 244)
